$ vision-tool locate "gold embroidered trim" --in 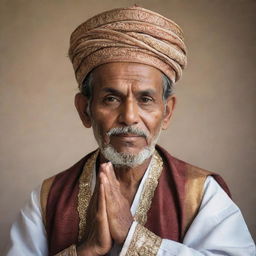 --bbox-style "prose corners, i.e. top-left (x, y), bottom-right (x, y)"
top-left (40, 175), bottom-right (55, 226)
top-left (126, 223), bottom-right (162, 255)
top-left (54, 244), bottom-right (77, 256)
top-left (77, 151), bottom-right (99, 241)
top-left (182, 166), bottom-right (210, 238)
top-left (134, 151), bottom-right (163, 225)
